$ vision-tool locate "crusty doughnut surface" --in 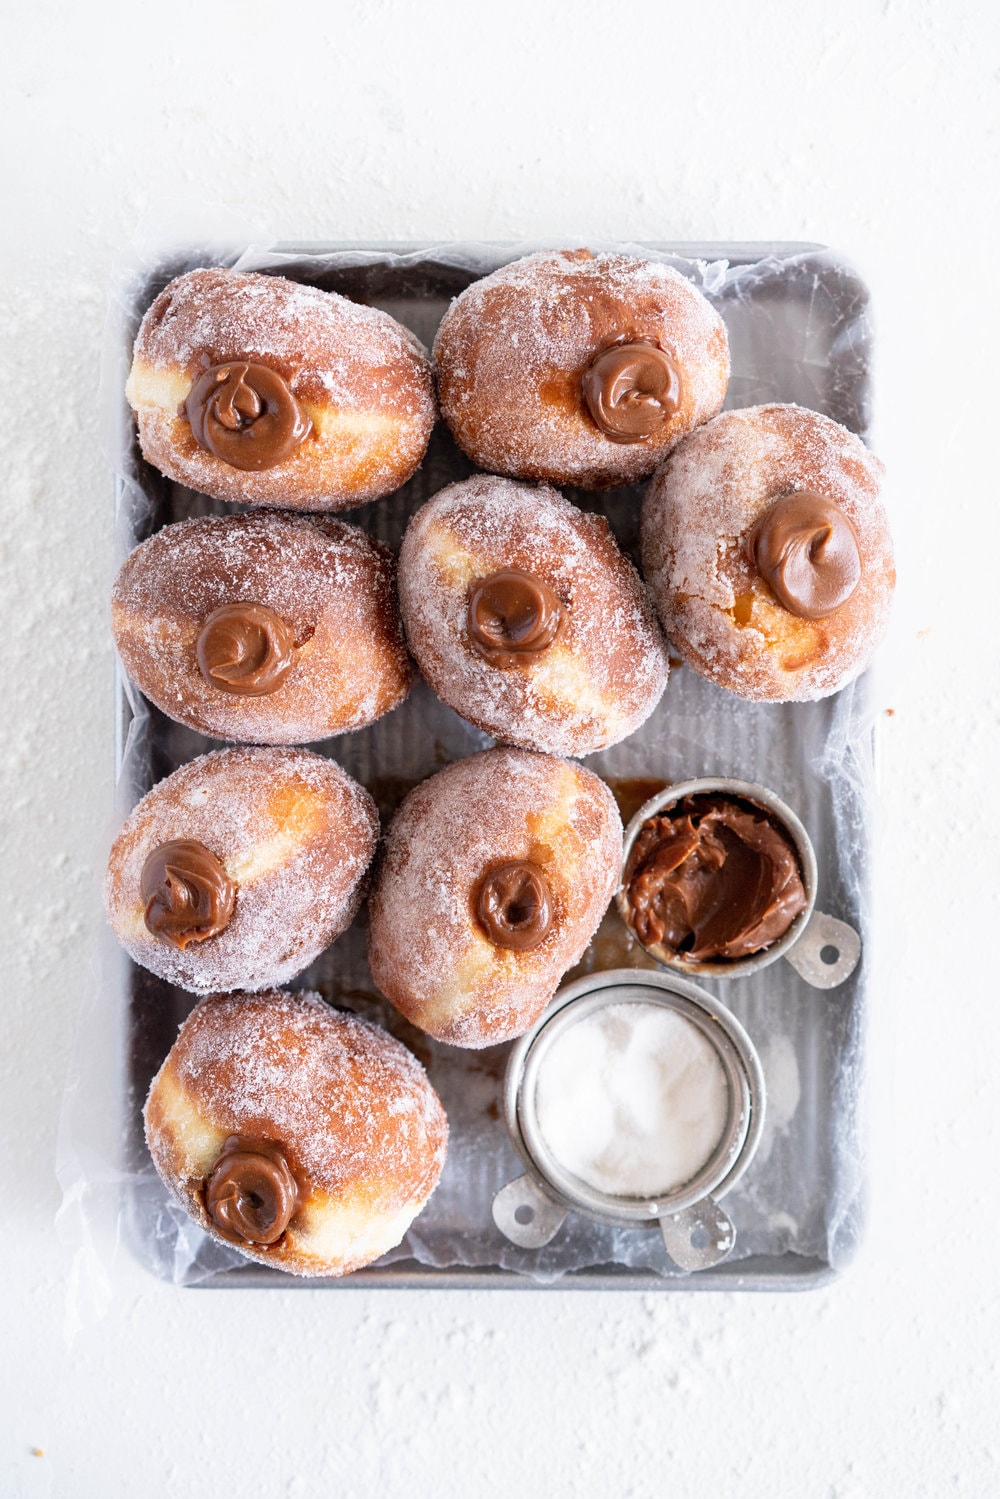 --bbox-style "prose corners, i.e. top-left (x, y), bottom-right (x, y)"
top-left (144, 989), bottom-right (448, 1277)
top-left (367, 748), bottom-right (623, 1048)
top-left (641, 404), bottom-right (895, 701)
top-left (433, 249), bottom-right (730, 488)
top-left (398, 475), bottom-right (670, 755)
top-left (104, 748), bottom-right (378, 993)
top-left (126, 267), bottom-right (436, 510)
top-left (112, 512), bottom-right (412, 744)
